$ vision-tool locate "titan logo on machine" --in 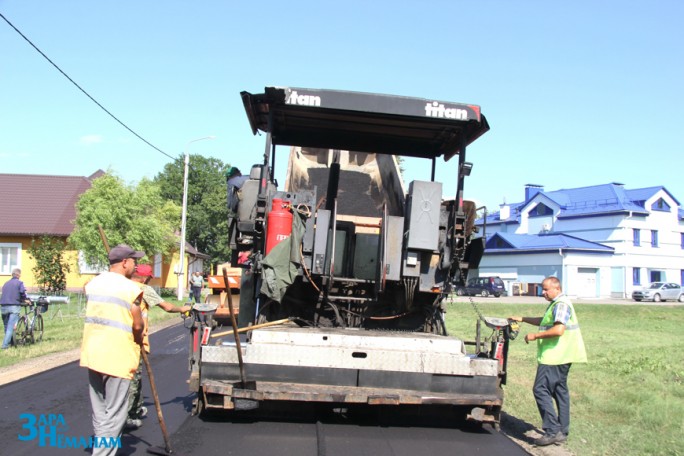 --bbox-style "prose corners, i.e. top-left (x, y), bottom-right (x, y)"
top-left (286, 91), bottom-right (322, 106)
top-left (424, 101), bottom-right (468, 120)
